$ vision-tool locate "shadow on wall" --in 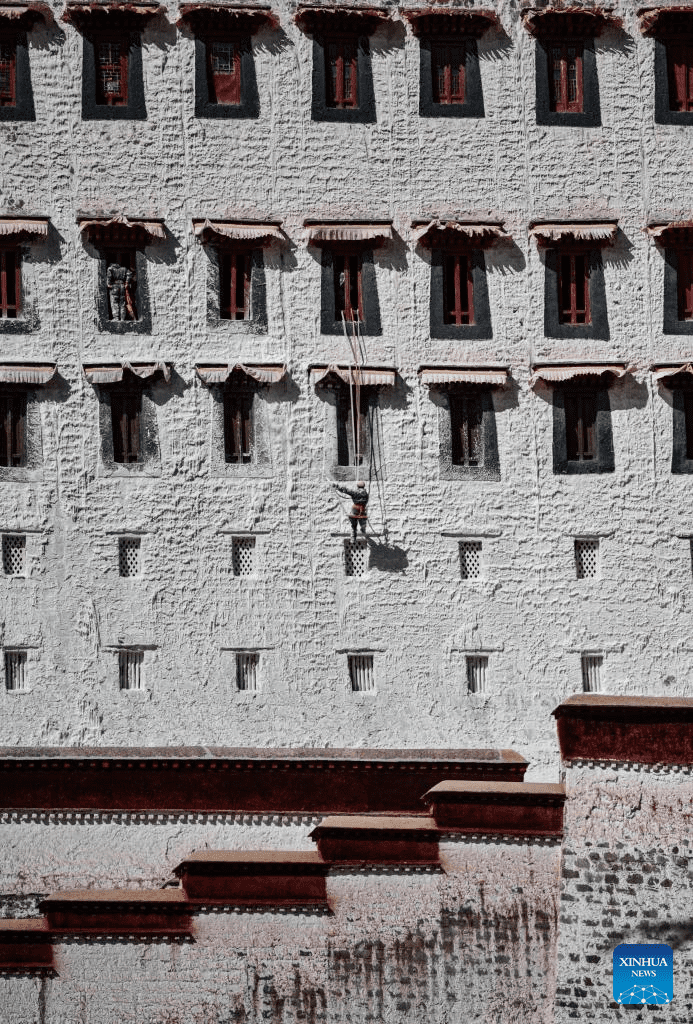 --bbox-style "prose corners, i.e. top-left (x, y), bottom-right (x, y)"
top-left (602, 228), bottom-right (635, 271)
top-left (367, 538), bottom-right (408, 573)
